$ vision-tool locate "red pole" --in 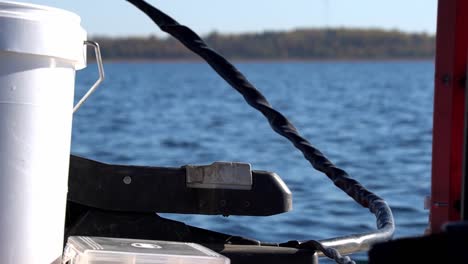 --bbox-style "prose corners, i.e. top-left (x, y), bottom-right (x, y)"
top-left (430, 0), bottom-right (468, 233)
